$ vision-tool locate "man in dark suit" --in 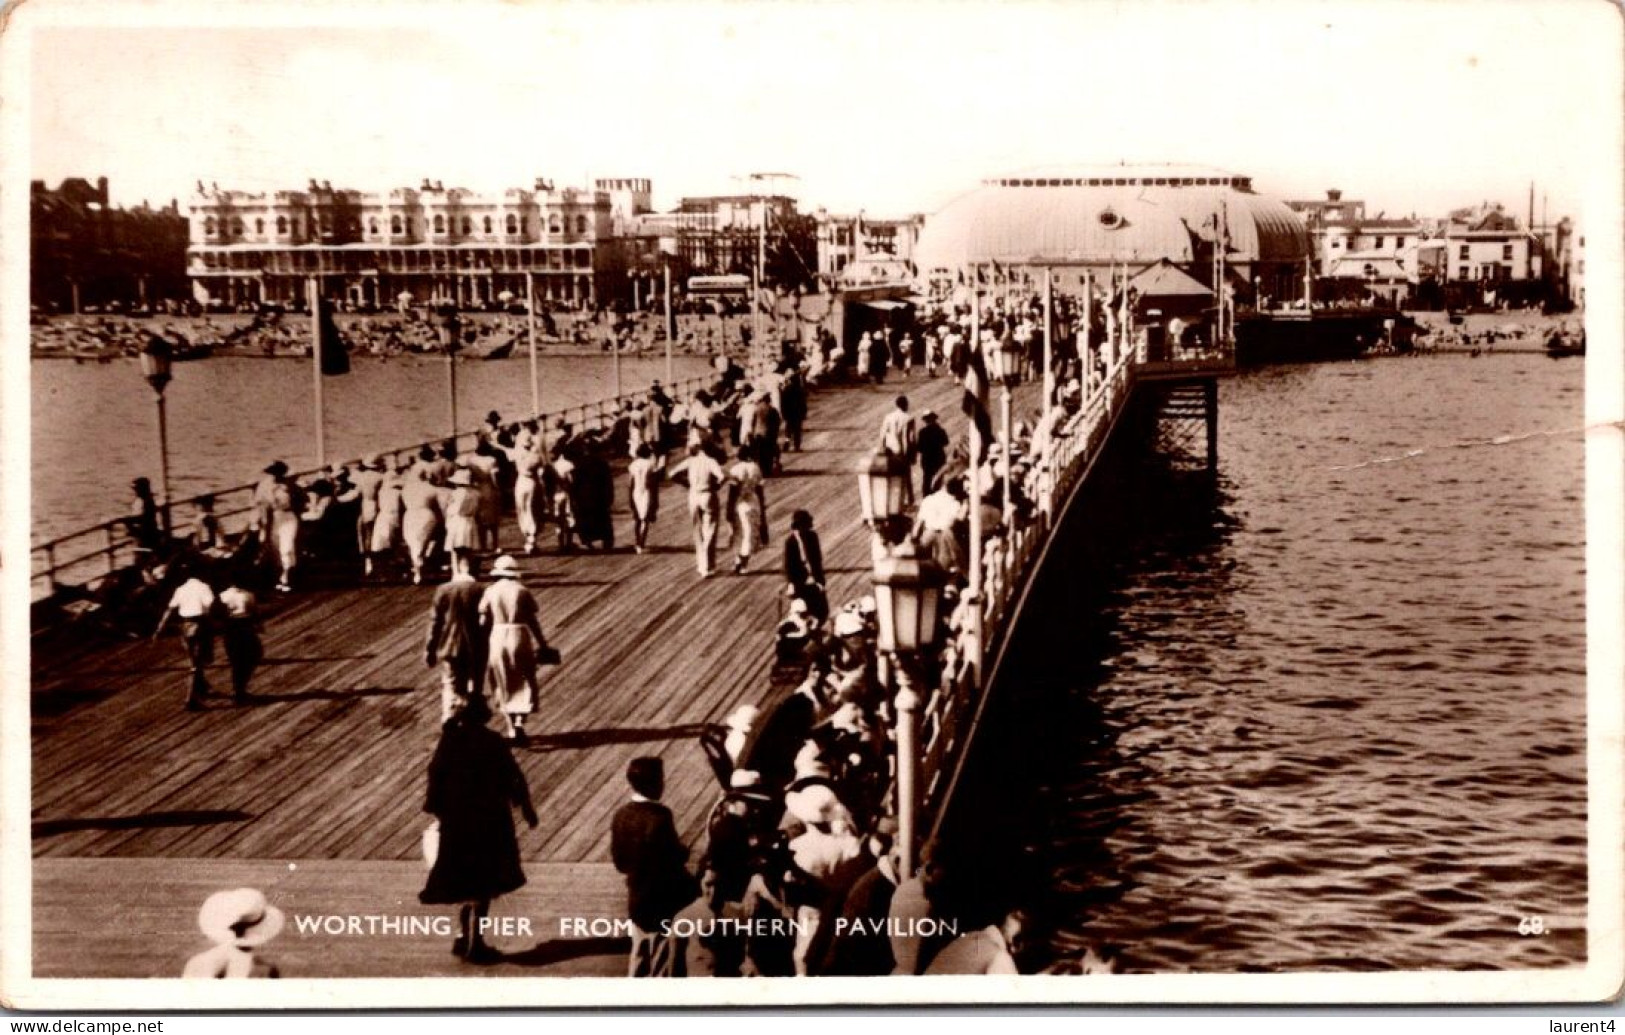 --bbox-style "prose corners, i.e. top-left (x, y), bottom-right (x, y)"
top-left (610, 757), bottom-right (696, 977)
top-left (423, 549), bottom-right (486, 723)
